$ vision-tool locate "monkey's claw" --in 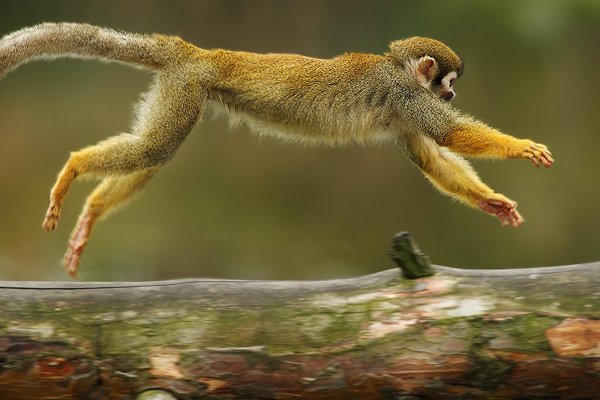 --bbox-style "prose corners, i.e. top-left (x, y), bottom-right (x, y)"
top-left (479, 198), bottom-right (523, 227)
top-left (523, 141), bottom-right (553, 168)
